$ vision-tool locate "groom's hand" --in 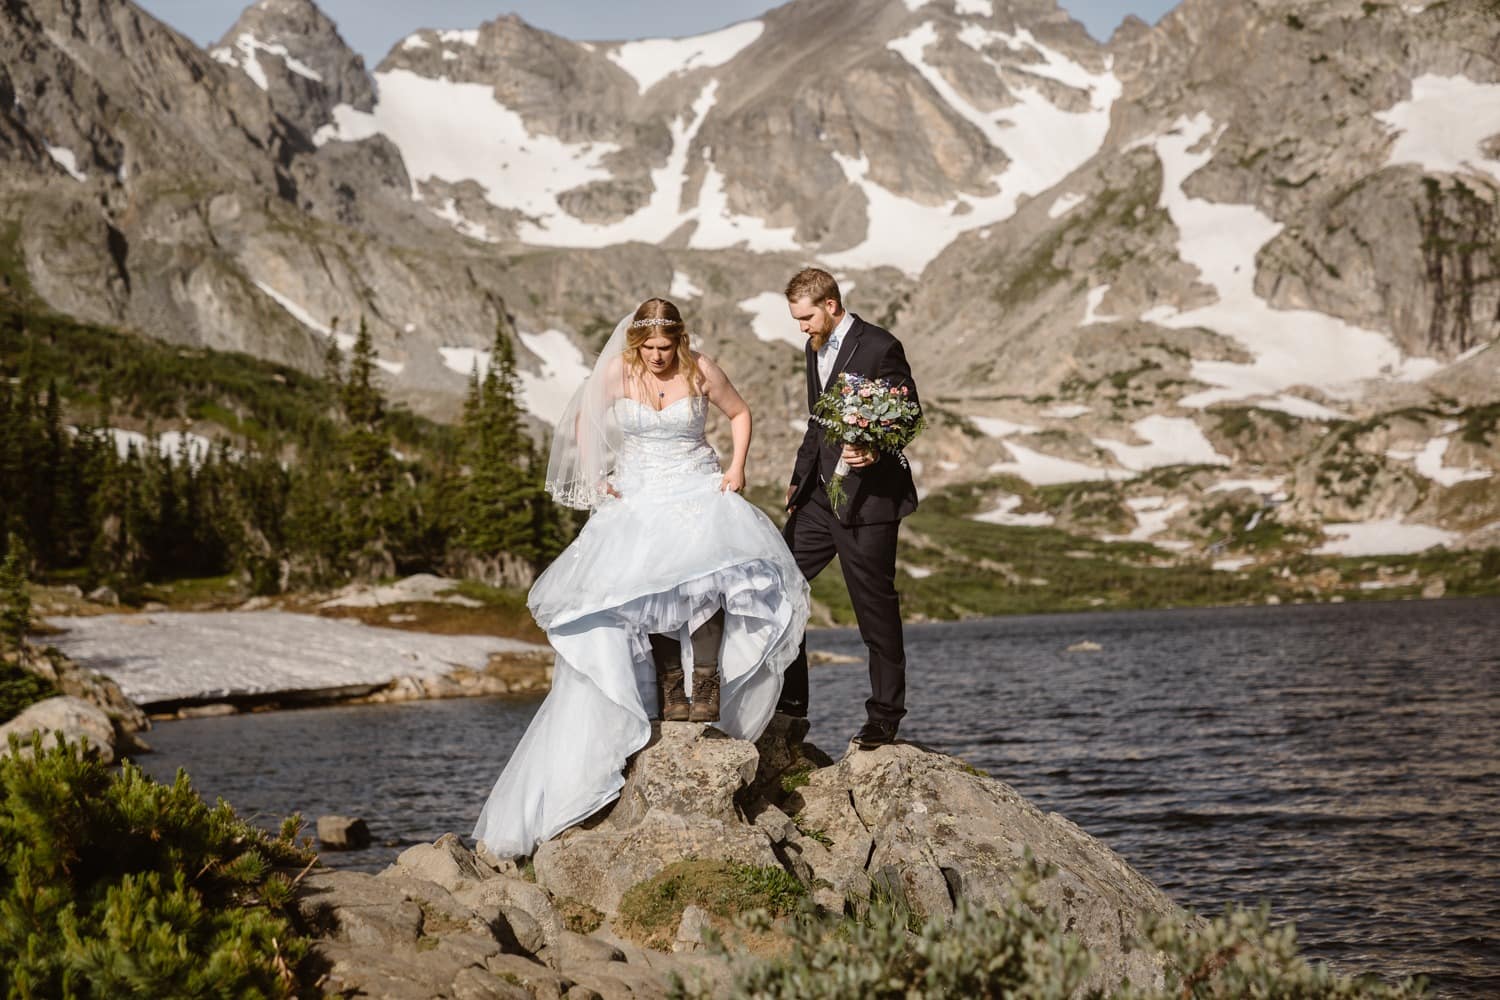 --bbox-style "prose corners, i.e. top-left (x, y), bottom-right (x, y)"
top-left (842, 444), bottom-right (878, 468)
top-left (785, 484), bottom-right (797, 512)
